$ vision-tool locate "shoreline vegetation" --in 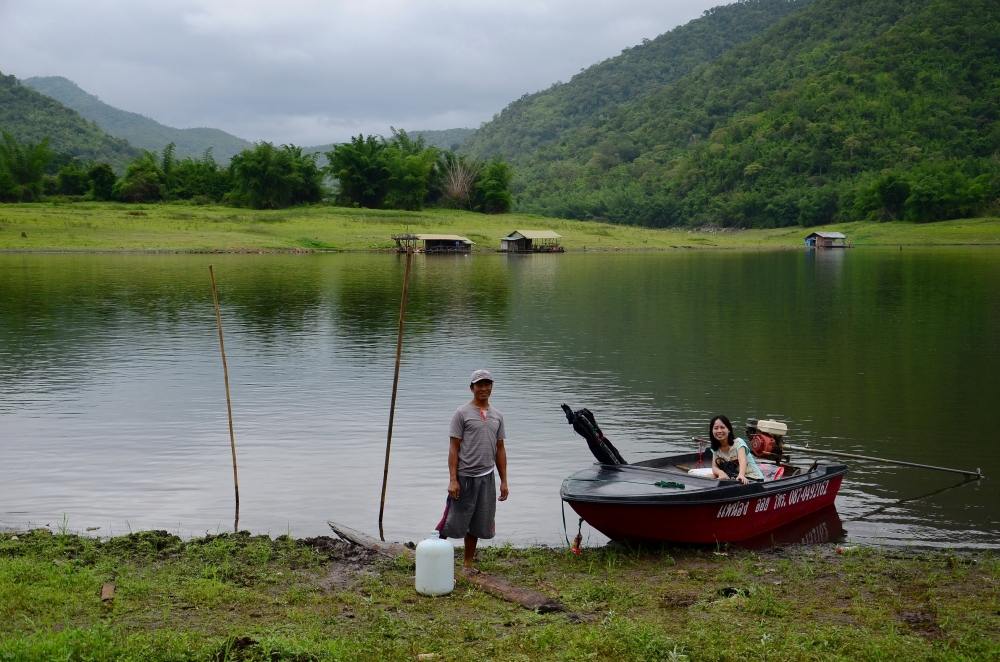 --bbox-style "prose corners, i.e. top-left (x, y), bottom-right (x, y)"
top-left (1, 529), bottom-right (996, 660)
top-left (1, 202), bottom-right (999, 253)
